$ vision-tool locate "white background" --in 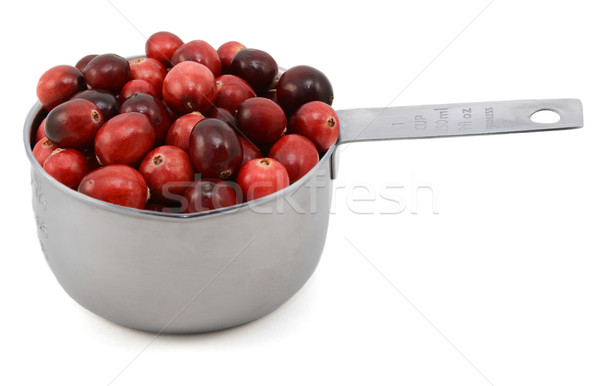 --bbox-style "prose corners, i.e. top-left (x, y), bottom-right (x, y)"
top-left (1, 0), bottom-right (598, 385)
